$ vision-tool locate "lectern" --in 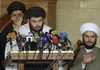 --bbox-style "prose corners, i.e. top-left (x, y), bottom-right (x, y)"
top-left (4, 51), bottom-right (74, 70)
